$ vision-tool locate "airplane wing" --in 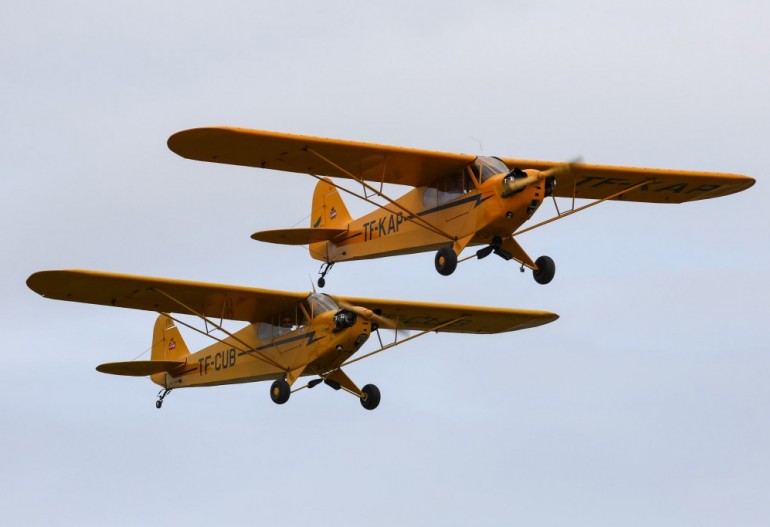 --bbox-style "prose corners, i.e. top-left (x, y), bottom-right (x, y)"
top-left (28, 270), bottom-right (557, 335)
top-left (334, 295), bottom-right (558, 334)
top-left (501, 158), bottom-right (755, 203)
top-left (26, 270), bottom-right (308, 323)
top-left (168, 126), bottom-right (475, 188)
top-left (168, 126), bottom-right (753, 202)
